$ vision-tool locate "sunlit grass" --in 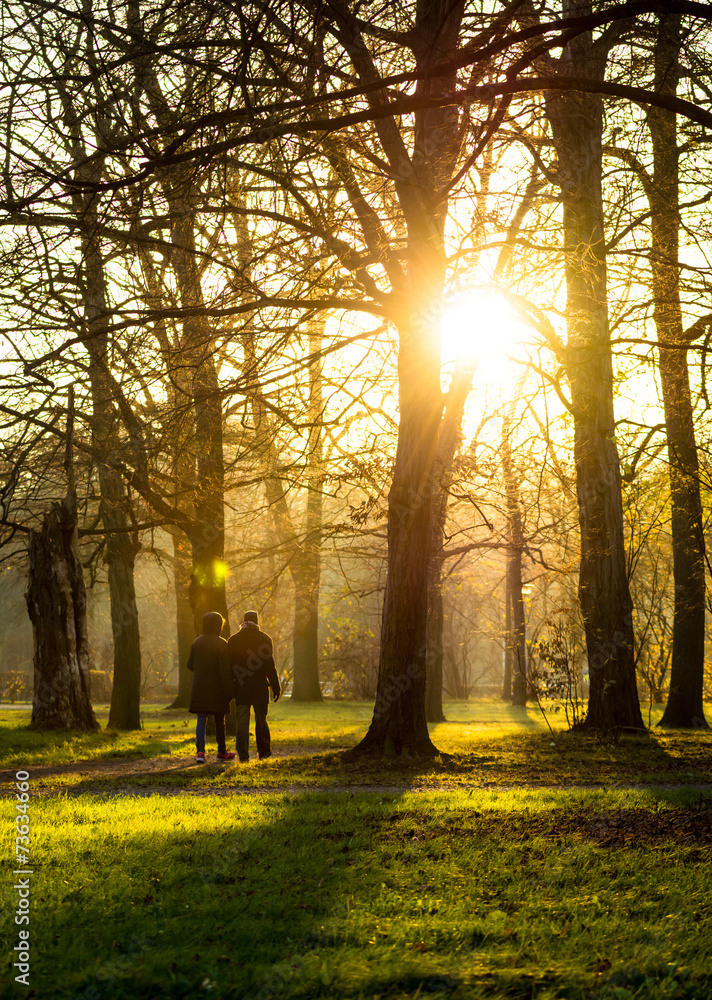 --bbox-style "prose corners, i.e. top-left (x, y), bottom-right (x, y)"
top-left (3, 697), bottom-right (707, 759)
top-left (2, 701), bottom-right (711, 795)
top-left (3, 698), bottom-right (548, 770)
top-left (1, 788), bottom-right (710, 999)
